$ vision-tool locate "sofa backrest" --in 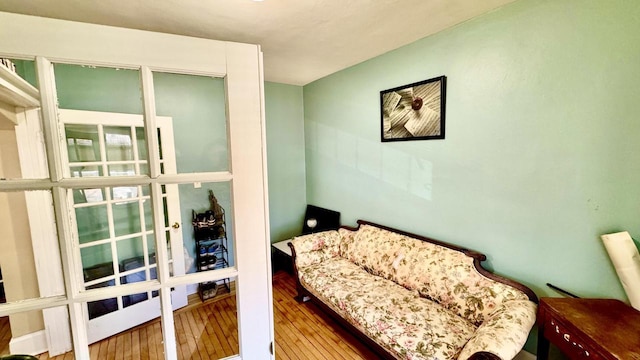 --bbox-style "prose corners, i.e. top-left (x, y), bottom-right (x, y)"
top-left (339, 224), bottom-right (531, 326)
top-left (339, 225), bottom-right (411, 281)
